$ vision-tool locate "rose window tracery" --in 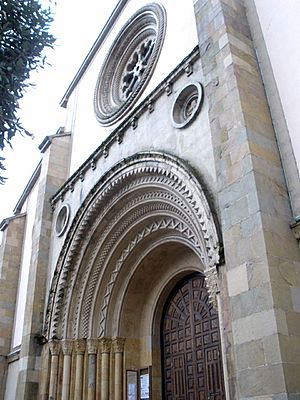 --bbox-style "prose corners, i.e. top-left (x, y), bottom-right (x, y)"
top-left (94, 3), bottom-right (166, 126)
top-left (122, 38), bottom-right (155, 100)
